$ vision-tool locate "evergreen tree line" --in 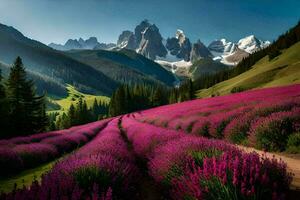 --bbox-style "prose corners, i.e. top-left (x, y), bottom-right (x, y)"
top-left (108, 84), bottom-right (170, 116)
top-left (108, 81), bottom-right (195, 117)
top-left (168, 79), bottom-right (194, 104)
top-left (0, 57), bottom-right (48, 138)
top-left (192, 20), bottom-right (300, 92)
top-left (55, 98), bottom-right (109, 130)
